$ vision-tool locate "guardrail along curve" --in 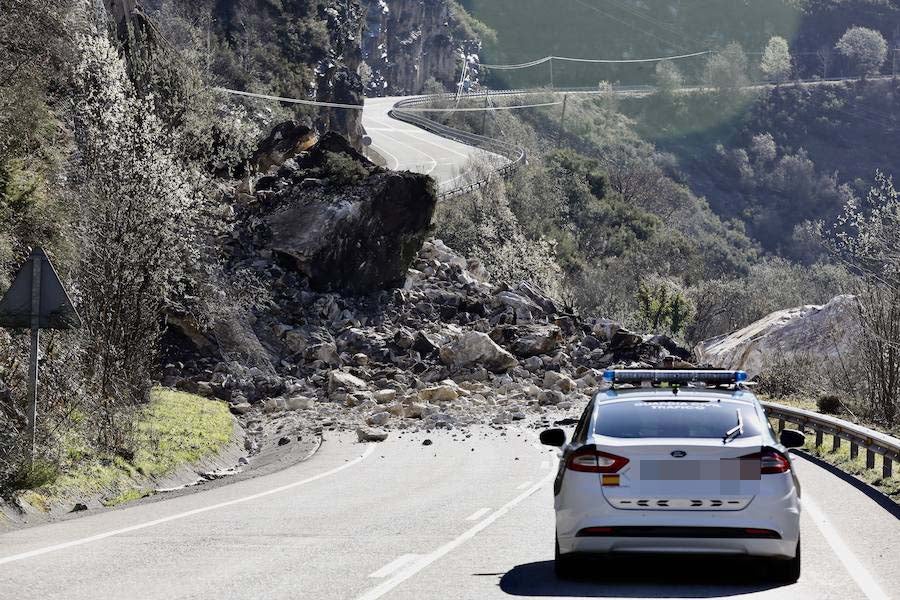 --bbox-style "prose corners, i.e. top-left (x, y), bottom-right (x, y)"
top-left (763, 401), bottom-right (900, 479)
top-left (389, 94), bottom-right (528, 200)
